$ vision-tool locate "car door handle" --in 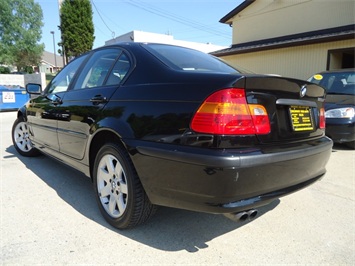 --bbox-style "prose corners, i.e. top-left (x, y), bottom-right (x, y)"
top-left (90, 95), bottom-right (108, 104)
